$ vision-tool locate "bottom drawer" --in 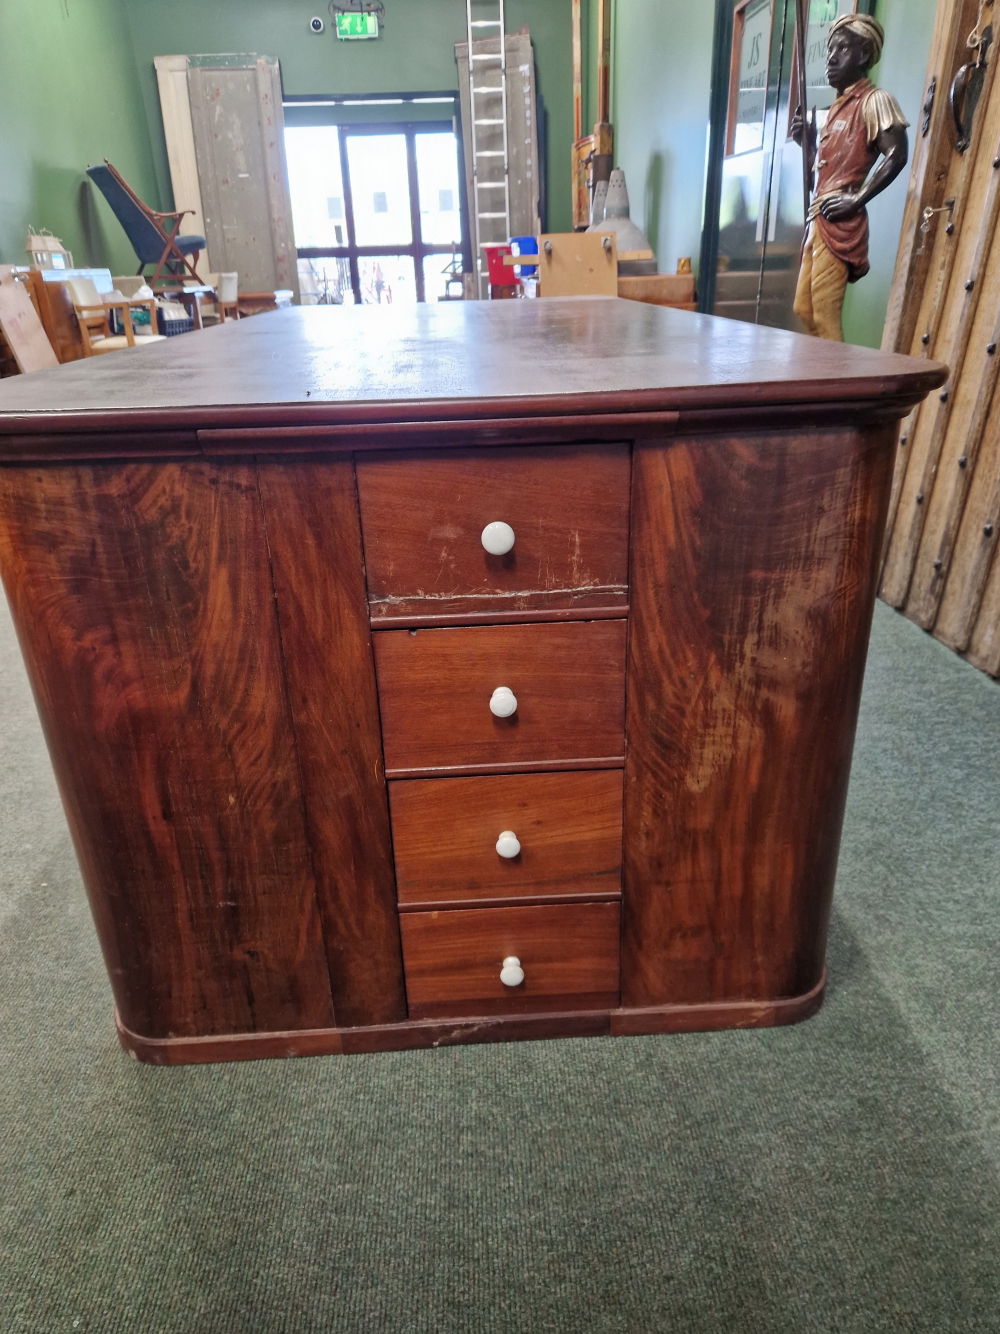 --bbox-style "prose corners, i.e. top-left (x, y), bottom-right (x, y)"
top-left (400, 903), bottom-right (620, 1019)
